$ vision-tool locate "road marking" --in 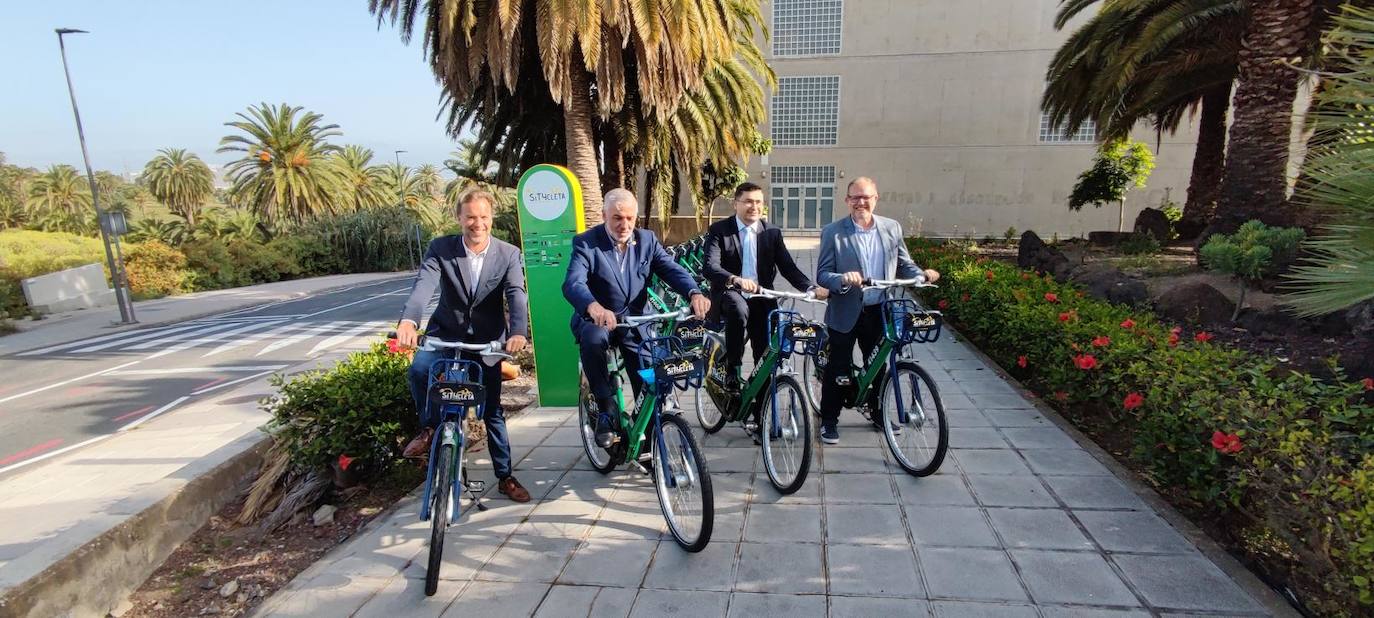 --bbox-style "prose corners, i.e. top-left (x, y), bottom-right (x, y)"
top-left (15, 322), bottom-right (204, 357)
top-left (199, 323), bottom-right (317, 358)
top-left (307, 322), bottom-right (389, 356)
top-left (0, 439), bottom-right (64, 467)
top-left (143, 320), bottom-right (289, 359)
top-left (126, 320), bottom-right (278, 352)
top-left (119, 396), bottom-right (190, 431)
top-left (113, 403), bottom-right (156, 422)
top-left (0, 435), bottom-right (110, 474)
top-left (298, 287), bottom-right (410, 319)
top-left (192, 370), bottom-right (278, 395)
top-left (106, 365), bottom-right (288, 376)
top-left (255, 320), bottom-right (352, 356)
top-left (196, 377), bottom-right (228, 391)
top-left (0, 360), bottom-right (142, 405)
